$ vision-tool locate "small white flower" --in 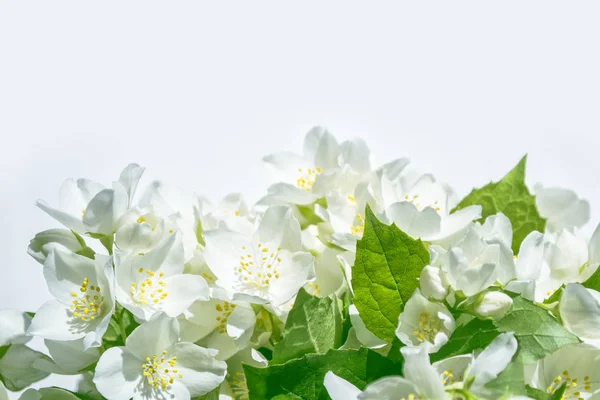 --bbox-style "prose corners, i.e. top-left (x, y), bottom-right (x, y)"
top-left (442, 214), bottom-right (516, 297)
top-left (475, 291), bottom-right (513, 319)
top-left (115, 233), bottom-right (209, 321)
top-left (261, 127), bottom-right (343, 205)
top-left (396, 289), bottom-right (456, 353)
top-left (28, 251), bottom-right (115, 349)
top-left (36, 163), bottom-right (144, 235)
top-left (183, 288), bottom-right (256, 361)
top-left (526, 343), bottom-right (600, 399)
top-left (324, 333), bottom-right (517, 400)
top-left (382, 170), bottom-right (482, 246)
top-left (509, 226), bottom-right (599, 302)
top-left (559, 283), bottom-right (600, 347)
top-left (93, 314), bottom-right (227, 400)
top-left (203, 206), bottom-right (315, 306)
